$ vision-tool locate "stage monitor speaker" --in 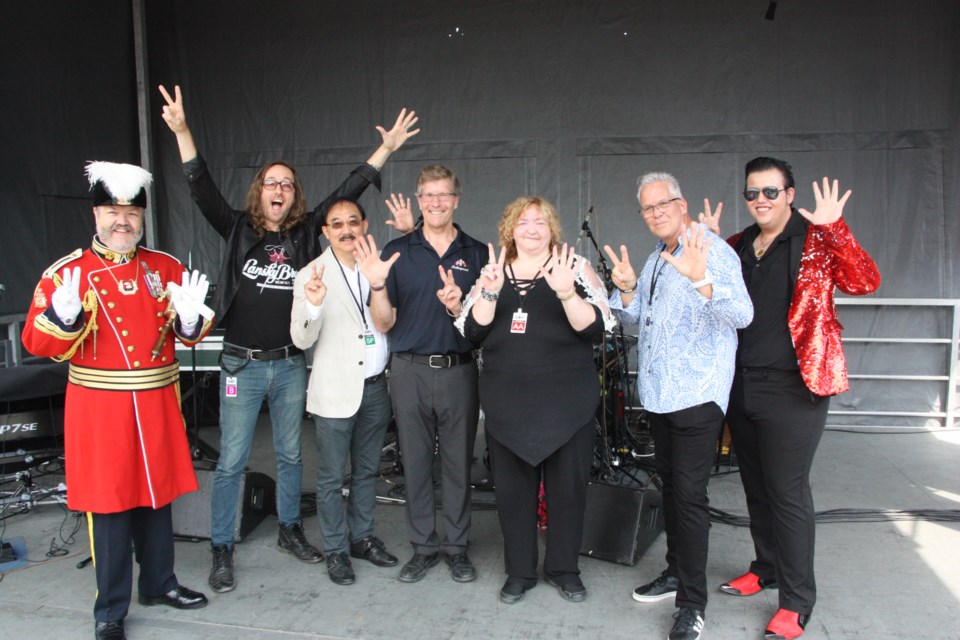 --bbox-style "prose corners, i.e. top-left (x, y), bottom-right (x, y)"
top-left (172, 465), bottom-right (275, 542)
top-left (580, 482), bottom-right (664, 566)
